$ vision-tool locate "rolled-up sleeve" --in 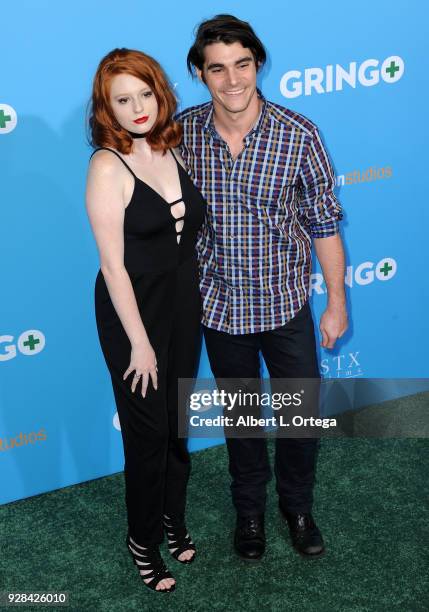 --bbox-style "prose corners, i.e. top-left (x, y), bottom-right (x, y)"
top-left (298, 127), bottom-right (343, 238)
